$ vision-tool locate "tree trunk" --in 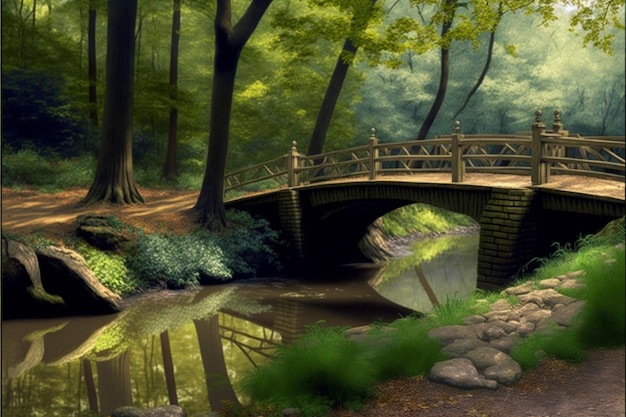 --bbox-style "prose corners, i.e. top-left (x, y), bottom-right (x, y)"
top-left (194, 0), bottom-right (273, 226)
top-left (88, 1), bottom-right (98, 128)
top-left (453, 5), bottom-right (502, 120)
top-left (307, 39), bottom-right (358, 156)
top-left (415, 7), bottom-right (455, 140)
top-left (164, 0), bottom-right (181, 180)
top-left (81, 0), bottom-right (143, 205)
top-left (96, 350), bottom-right (133, 417)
